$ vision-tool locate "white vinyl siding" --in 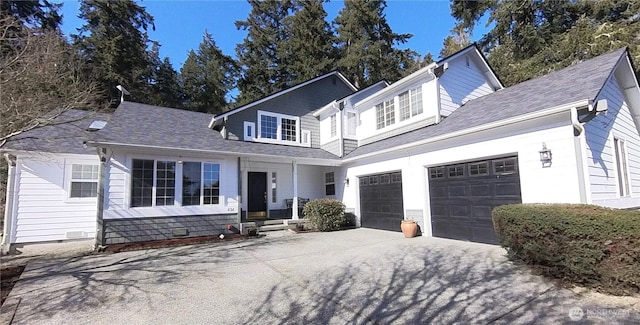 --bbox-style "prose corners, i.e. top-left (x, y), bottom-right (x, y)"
top-left (439, 55), bottom-right (495, 116)
top-left (11, 154), bottom-right (98, 243)
top-left (585, 76), bottom-right (640, 207)
top-left (340, 113), bottom-right (581, 235)
top-left (104, 152), bottom-right (238, 219)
